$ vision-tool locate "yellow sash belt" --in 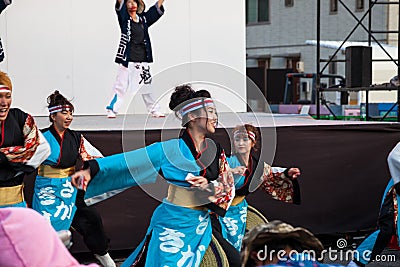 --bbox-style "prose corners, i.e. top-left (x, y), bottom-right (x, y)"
top-left (166, 184), bottom-right (207, 211)
top-left (38, 165), bottom-right (75, 178)
top-left (0, 184), bottom-right (24, 206)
